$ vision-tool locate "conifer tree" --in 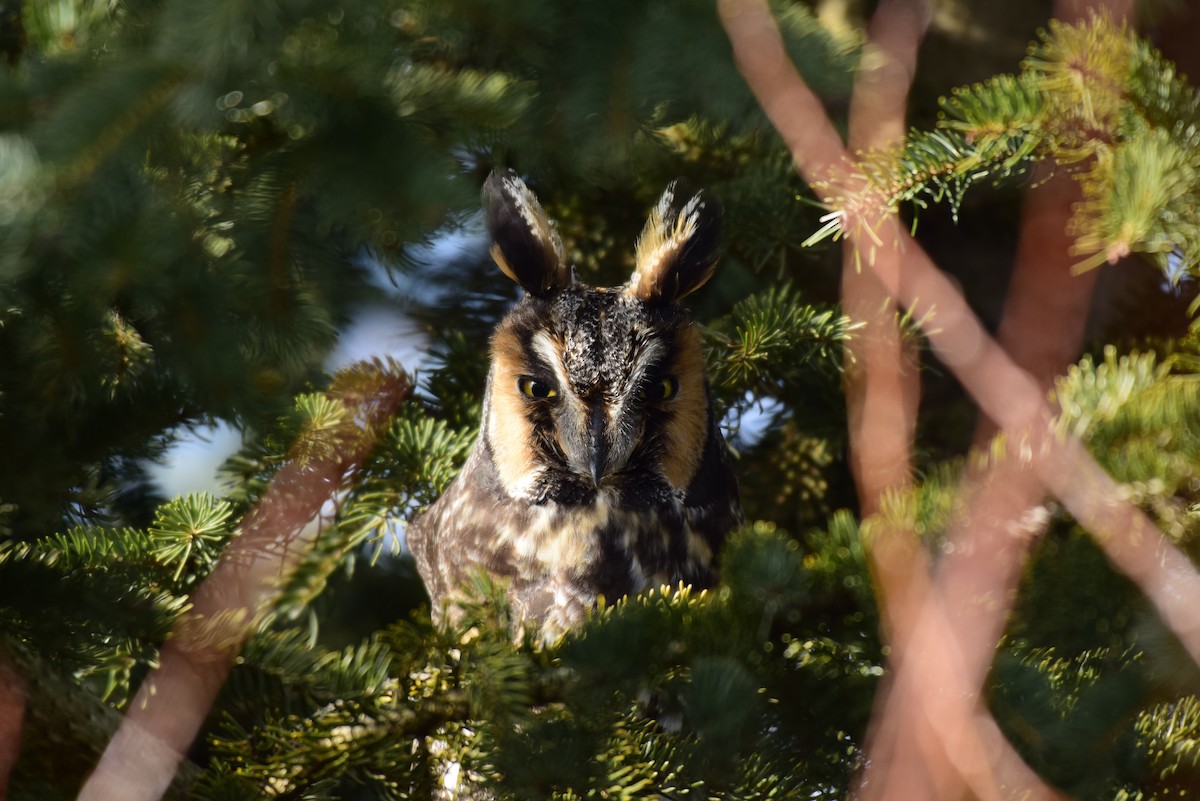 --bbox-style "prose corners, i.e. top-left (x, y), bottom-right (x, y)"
top-left (1, 2), bottom-right (1200, 801)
